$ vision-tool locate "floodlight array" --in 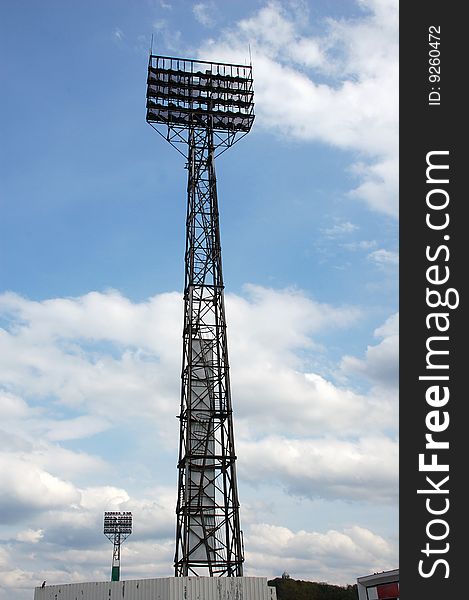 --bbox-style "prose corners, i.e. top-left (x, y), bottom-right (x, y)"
top-left (103, 511), bottom-right (132, 535)
top-left (146, 55), bottom-right (254, 132)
